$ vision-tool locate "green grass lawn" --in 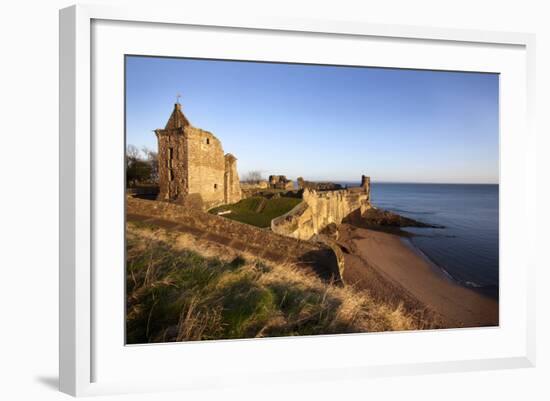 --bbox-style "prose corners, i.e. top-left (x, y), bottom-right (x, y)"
top-left (209, 196), bottom-right (302, 228)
